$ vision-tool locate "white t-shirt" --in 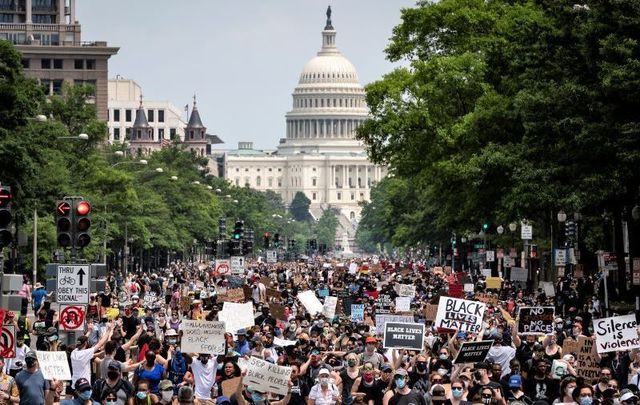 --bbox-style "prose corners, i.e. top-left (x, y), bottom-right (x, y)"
top-left (190, 359), bottom-right (217, 400)
top-left (70, 347), bottom-right (95, 385)
top-left (309, 383), bottom-right (340, 405)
